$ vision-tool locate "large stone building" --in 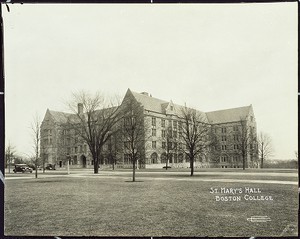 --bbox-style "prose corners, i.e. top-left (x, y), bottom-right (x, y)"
top-left (40, 89), bottom-right (258, 169)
